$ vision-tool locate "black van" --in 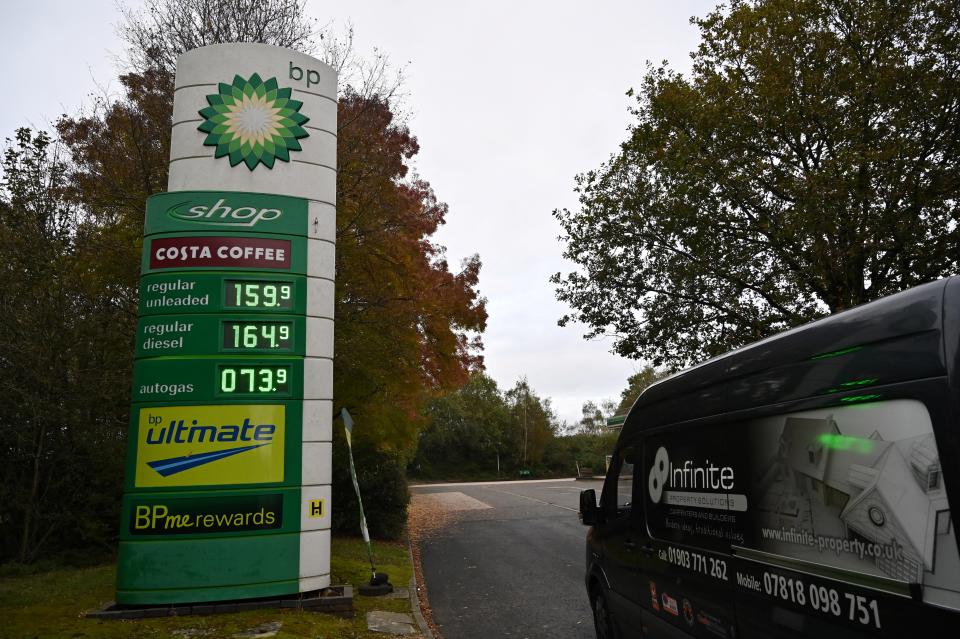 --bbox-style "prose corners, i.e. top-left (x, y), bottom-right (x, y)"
top-left (580, 278), bottom-right (960, 638)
